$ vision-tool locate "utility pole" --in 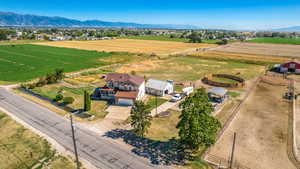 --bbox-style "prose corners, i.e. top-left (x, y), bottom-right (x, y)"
top-left (70, 115), bottom-right (80, 169)
top-left (229, 132), bottom-right (237, 169)
top-left (155, 95), bottom-right (158, 115)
